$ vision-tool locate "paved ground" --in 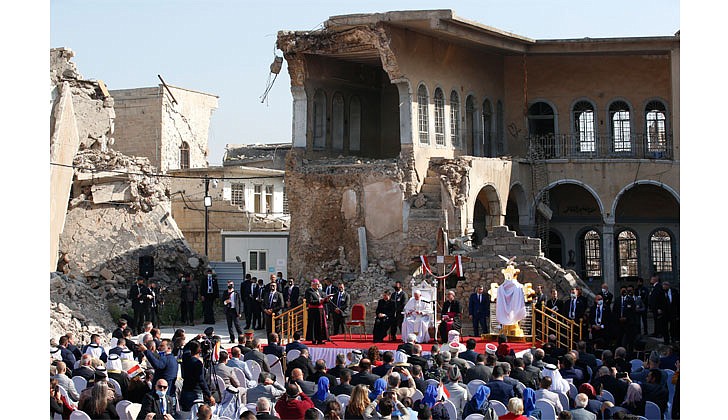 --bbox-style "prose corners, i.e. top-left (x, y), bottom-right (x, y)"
top-left (157, 317), bottom-right (269, 350)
